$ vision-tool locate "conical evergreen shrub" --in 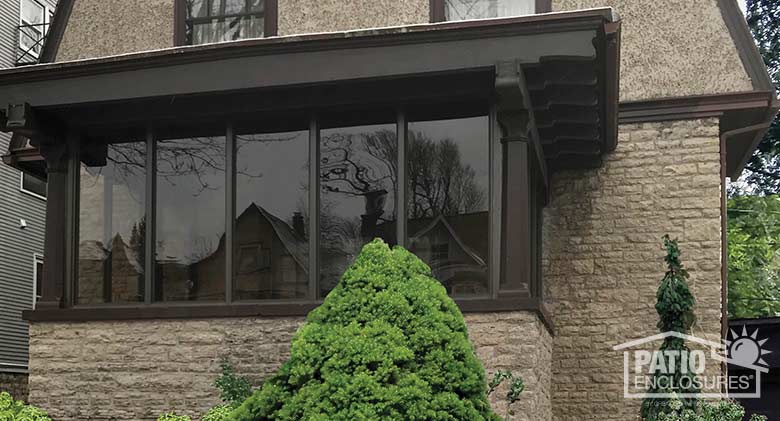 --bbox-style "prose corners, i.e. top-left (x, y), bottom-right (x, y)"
top-left (231, 239), bottom-right (500, 420)
top-left (641, 235), bottom-right (699, 420)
